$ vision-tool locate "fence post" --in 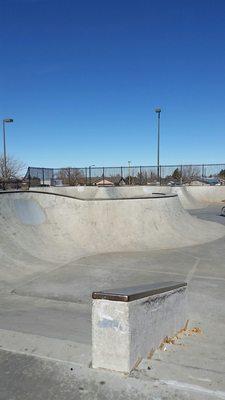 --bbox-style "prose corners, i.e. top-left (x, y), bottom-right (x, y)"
top-left (42, 168), bottom-right (45, 186)
top-left (159, 165), bottom-right (162, 185)
top-left (68, 168), bottom-right (71, 186)
top-left (202, 164), bottom-right (204, 185)
top-left (121, 166), bottom-right (123, 182)
top-left (85, 168), bottom-right (88, 186)
top-left (180, 165), bottom-right (183, 185)
top-left (139, 166), bottom-right (142, 185)
top-left (103, 167), bottom-right (105, 185)
top-left (28, 167), bottom-right (31, 189)
top-left (89, 166), bottom-right (92, 186)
